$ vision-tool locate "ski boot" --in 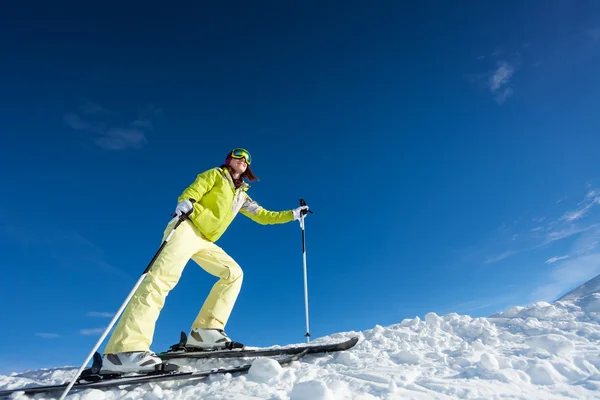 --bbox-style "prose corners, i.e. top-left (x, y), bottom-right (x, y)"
top-left (186, 328), bottom-right (245, 350)
top-left (99, 351), bottom-right (163, 374)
